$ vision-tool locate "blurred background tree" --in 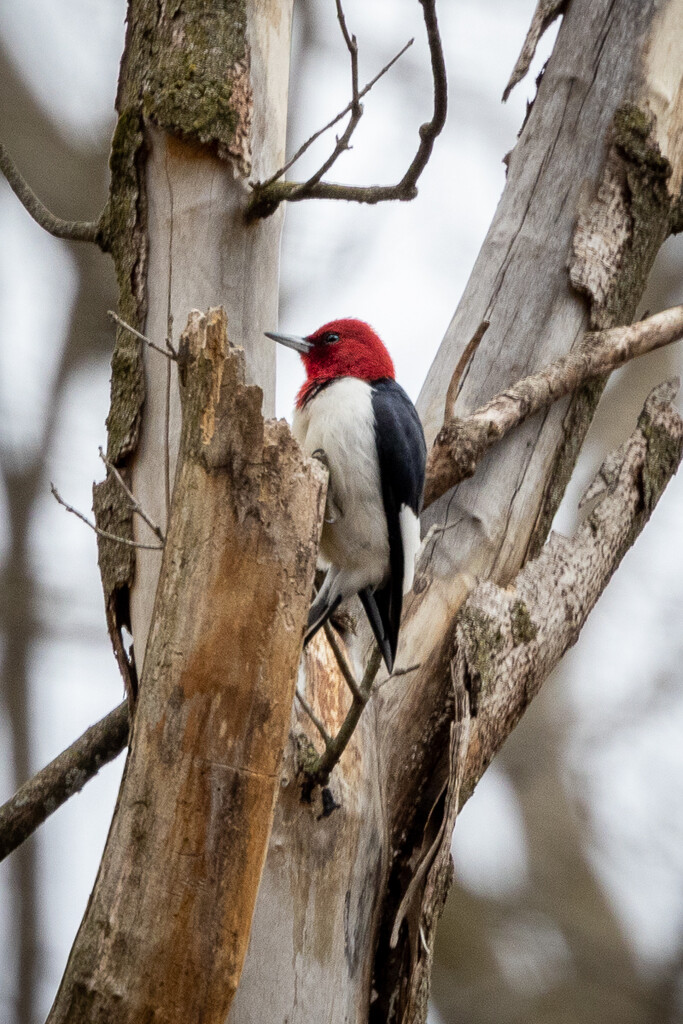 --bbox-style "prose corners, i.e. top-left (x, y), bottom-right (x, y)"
top-left (0, 2), bottom-right (681, 1022)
